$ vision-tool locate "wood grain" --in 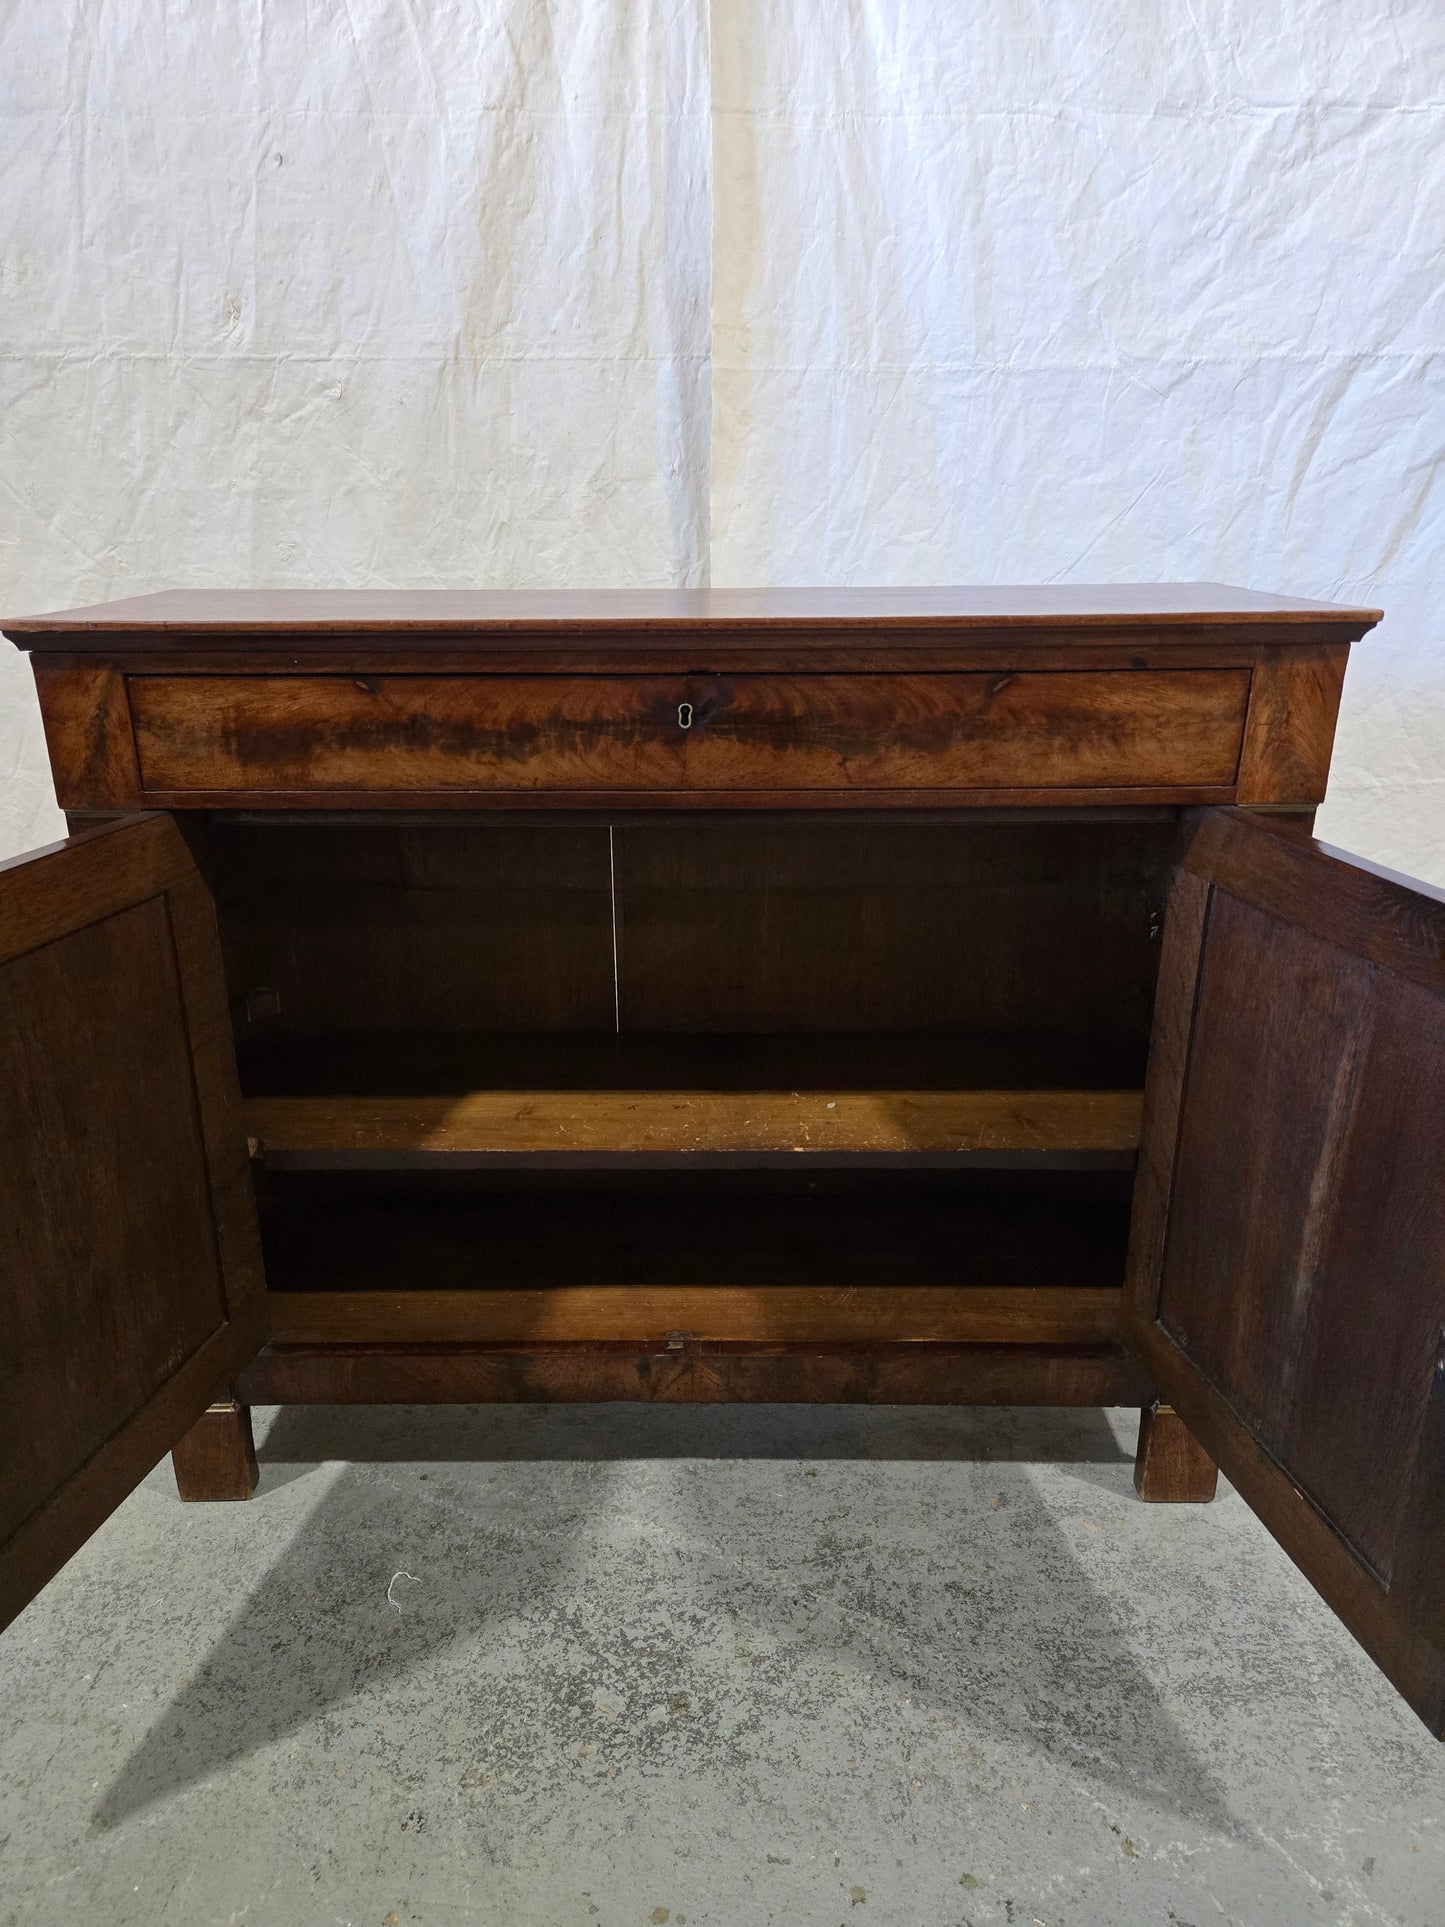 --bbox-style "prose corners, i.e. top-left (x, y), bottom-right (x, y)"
top-left (171, 1401), bottom-right (258, 1502)
top-left (0, 898), bottom-right (229, 1539)
top-left (681, 671), bottom-right (1248, 792)
top-left (1120, 867), bottom-right (1212, 1345)
top-left (15, 636), bottom-right (1355, 677)
top-left (1156, 914), bottom-right (1444, 1581)
top-left (613, 818), bottom-right (1173, 1040)
top-left (3, 582), bottom-right (1383, 637)
top-left (238, 1340), bottom-right (1152, 1408)
top-left (110, 783), bottom-right (1248, 814)
top-left (1179, 809), bottom-right (1445, 994)
top-left (210, 819), bottom-right (616, 1037)
top-left (19, 588), bottom-right (1373, 812)
top-left (1236, 645), bottom-right (1351, 805)
top-left (30, 661), bottom-right (143, 809)
top-left (1133, 1402), bottom-right (1219, 1502)
top-left (126, 670), bottom-right (1250, 798)
top-left (131, 675), bottom-right (688, 794)
top-left (245, 1086), bottom-right (1143, 1165)
top-left (268, 1285), bottom-right (1122, 1347)
top-left (1126, 1324), bottom-right (1445, 1735)
top-left (0, 815), bottom-right (265, 1631)
top-left (1394, 1336), bottom-right (1445, 1648)
top-left (1127, 806), bottom-right (1445, 1731)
